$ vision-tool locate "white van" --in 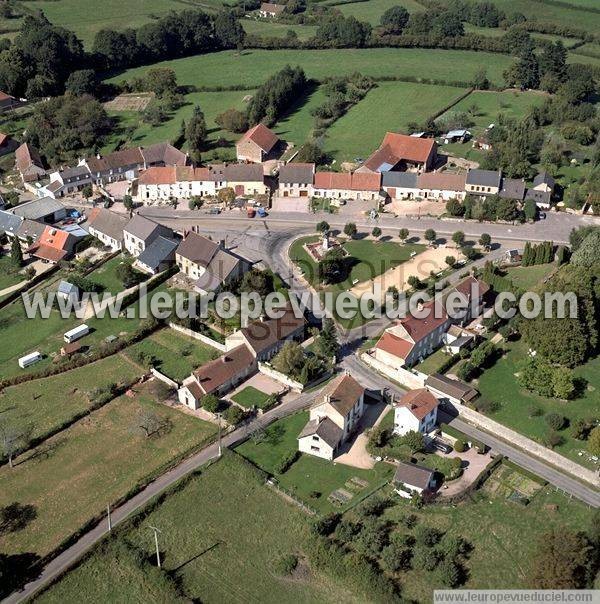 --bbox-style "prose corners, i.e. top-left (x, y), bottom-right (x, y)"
top-left (18, 351), bottom-right (42, 369)
top-left (63, 324), bottom-right (89, 343)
